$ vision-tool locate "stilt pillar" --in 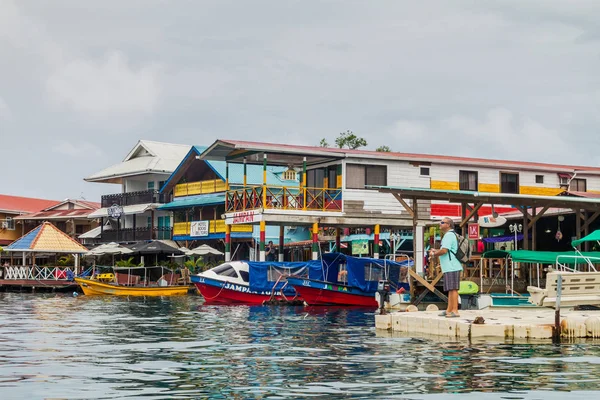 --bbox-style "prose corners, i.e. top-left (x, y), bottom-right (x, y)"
top-left (312, 222), bottom-right (319, 260)
top-left (373, 224), bottom-right (380, 259)
top-left (259, 220), bottom-right (266, 261)
top-left (279, 225), bottom-right (284, 262)
top-left (225, 224), bottom-right (231, 262)
top-left (335, 228), bottom-right (341, 252)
